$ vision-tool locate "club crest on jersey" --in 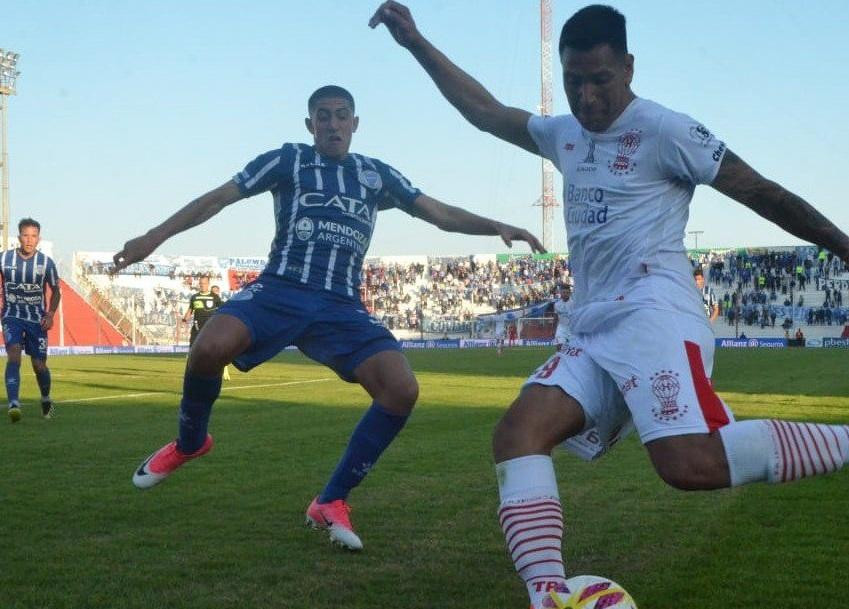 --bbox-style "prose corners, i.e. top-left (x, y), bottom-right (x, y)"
top-left (295, 217), bottom-right (315, 241)
top-left (608, 129), bottom-right (641, 176)
top-left (358, 169), bottom-right (382, 190)
top-left (650, 369), bottom-right (688, 422)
